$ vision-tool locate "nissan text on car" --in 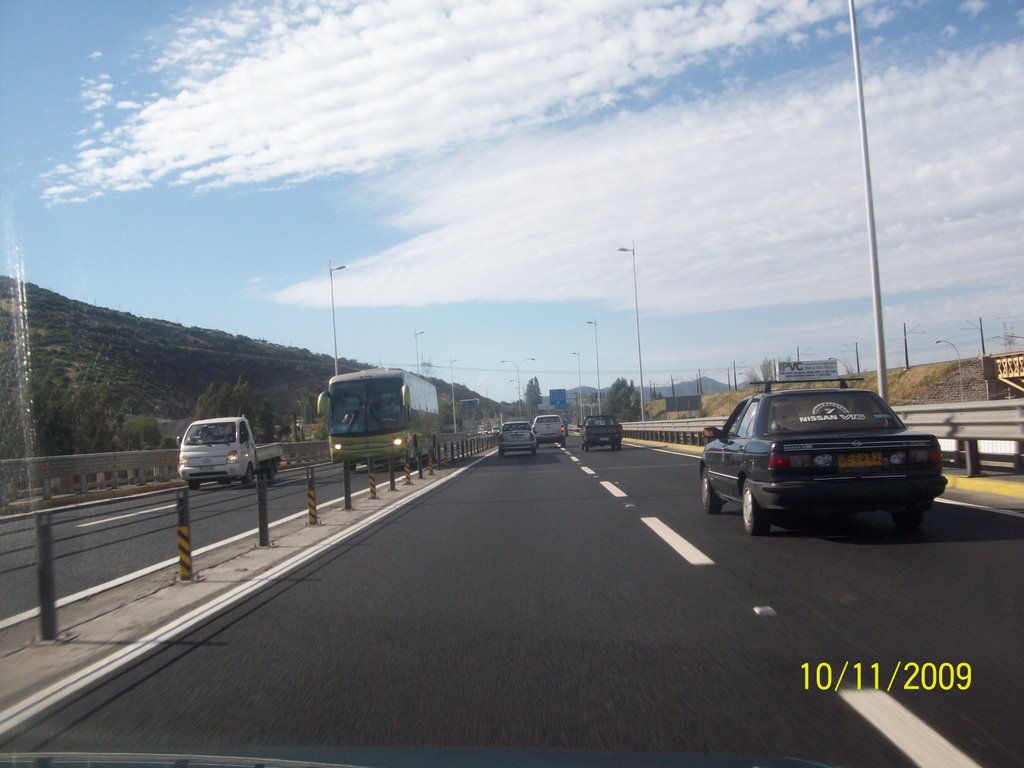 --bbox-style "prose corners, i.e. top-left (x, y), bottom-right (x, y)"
top-left (700, 382), bottom-right (947, 536)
